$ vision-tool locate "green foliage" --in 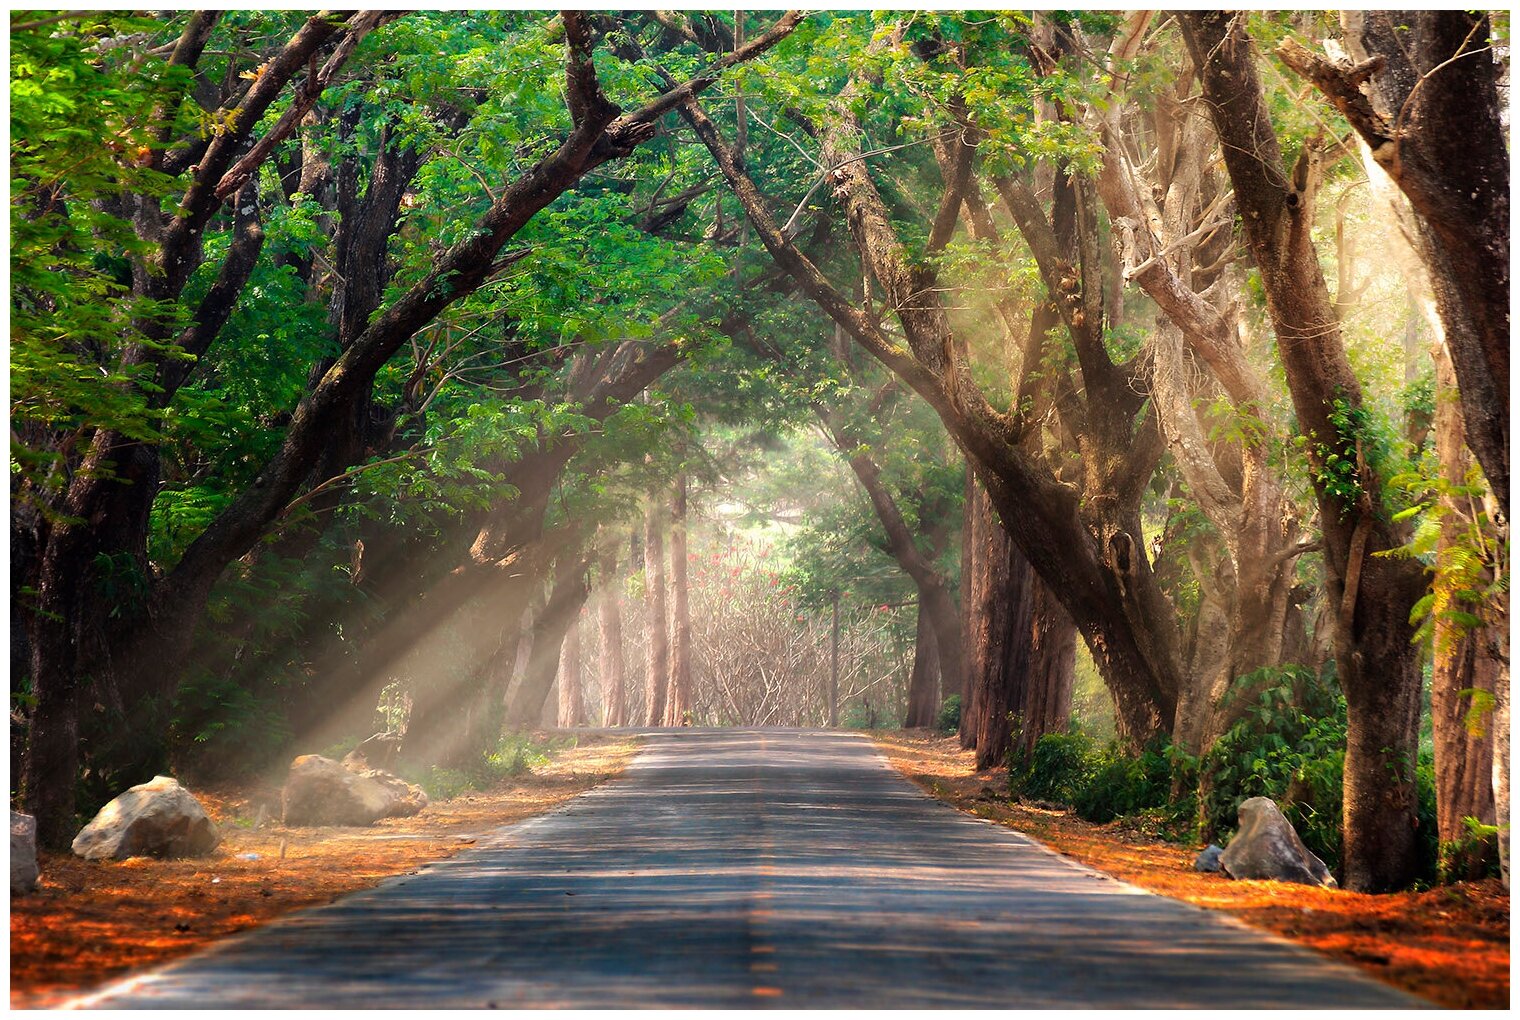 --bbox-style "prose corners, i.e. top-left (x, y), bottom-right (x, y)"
top-left (407, 732), bottom-right (568, 801)
top-left (170, 670), bottom-right (292, 781)
top-left (1199, 665), bottom-right (1347, 866)
top-left (1009, 728), bottom-right (1095, 806)
top-left (935, 695), bottom-right (962, 734)
top-left (1008, 726), bottom-right (1193, 838)
top-left (11, 14), bottom-right (187, 501)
